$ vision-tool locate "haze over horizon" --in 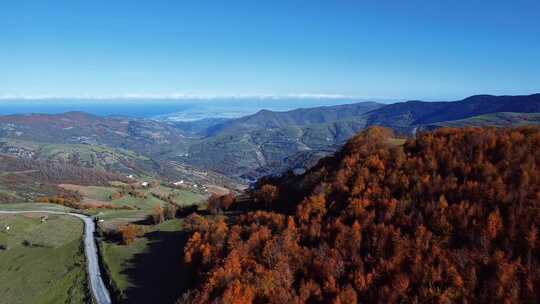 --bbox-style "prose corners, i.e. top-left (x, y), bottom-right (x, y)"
top-left (1, 0), bottom-right (539, 101)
